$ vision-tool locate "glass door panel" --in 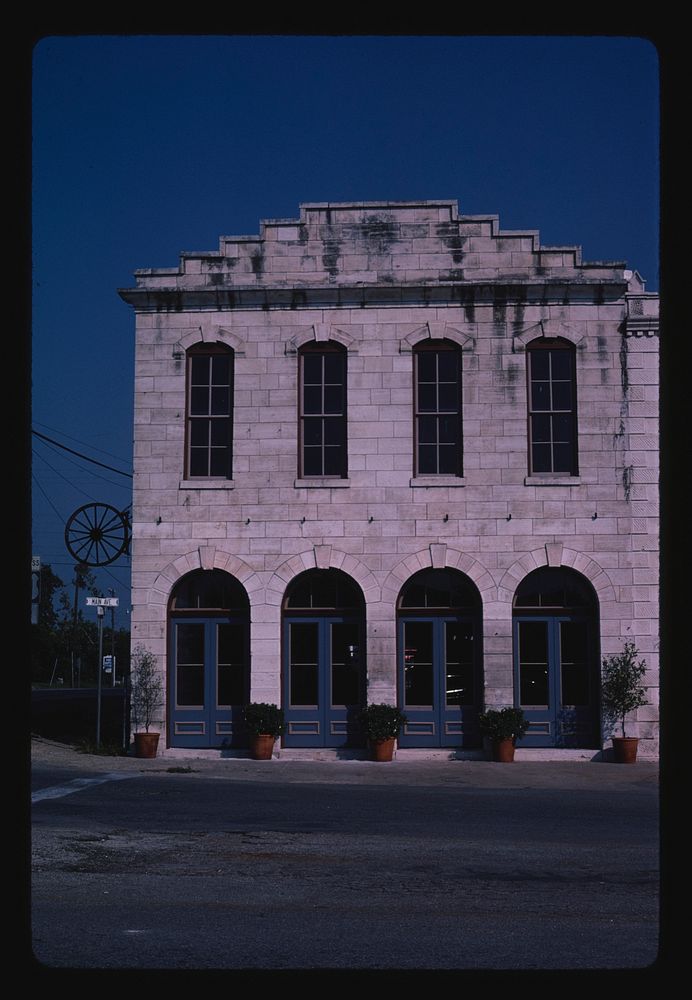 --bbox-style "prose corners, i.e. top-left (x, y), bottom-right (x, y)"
top-left (331, 622), bottom-right (360, 706)
top-left (175, 622), bottom-right (205, 706)
top-left (403, 621), bottom-right (434, 706)
top-left (517, 620), bottom-right (549, 707)
top-left (559, 620), bottom-right (590, 706)
top-left (445, 621), bottom-right (474, 706)
top-left (289, 622), bottom-right (319, 706)
top-left (217, 622), bottom-right (246, 707)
